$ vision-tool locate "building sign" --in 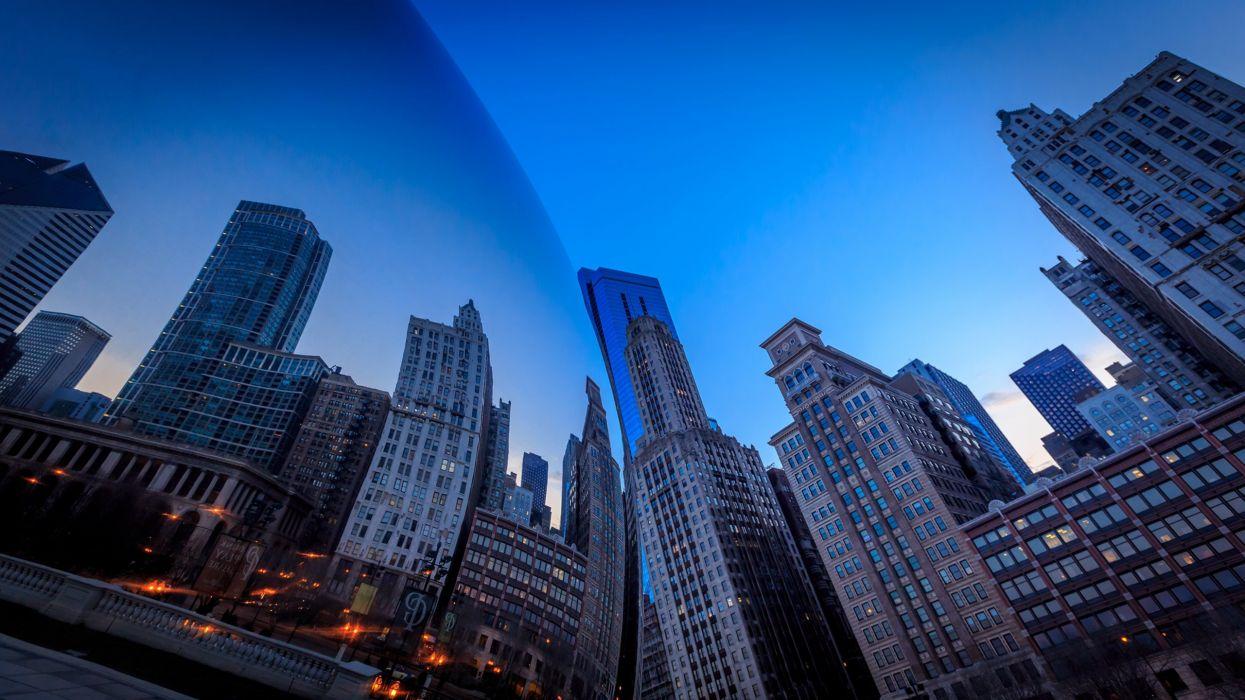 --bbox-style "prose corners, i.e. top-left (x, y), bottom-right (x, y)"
top-left (395, 586), bottom-right (433, 634)
top-left (351, 582), bottom-right (378, 615)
